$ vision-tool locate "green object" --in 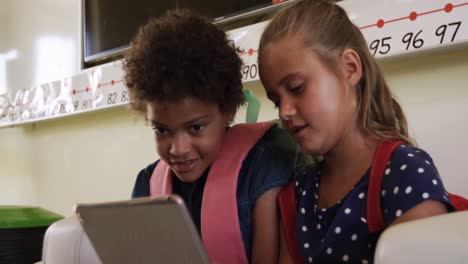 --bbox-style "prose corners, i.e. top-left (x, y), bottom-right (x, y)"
top-left (243, 89), bottom-right (261, 123)
top-left (0, 206), bottom-right (63, 229)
